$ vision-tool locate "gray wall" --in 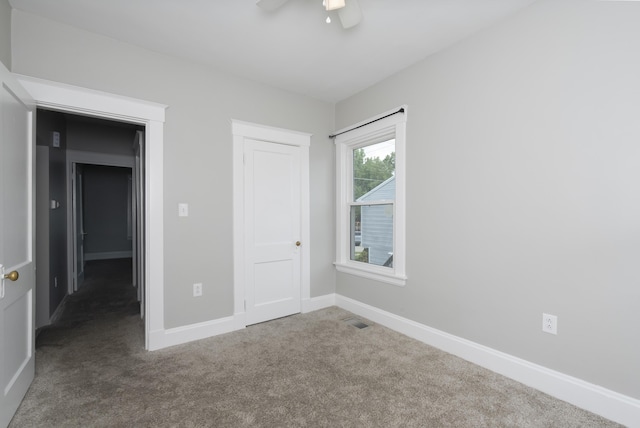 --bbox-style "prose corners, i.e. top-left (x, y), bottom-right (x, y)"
top-left (0, 0), bottom-right (10, 69)
top-left (335, 0), bottom-right (640, 399)
top-left (82, 165), bottom-right (132, 256)
top-left (35, 109), bottom-right (68, 326)
top-left (67, 116), bottom-right (140, 156)
top-left (11, 10), bottom-right (336, 329)
top-left (10, 0), bottom-right (639, 404)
